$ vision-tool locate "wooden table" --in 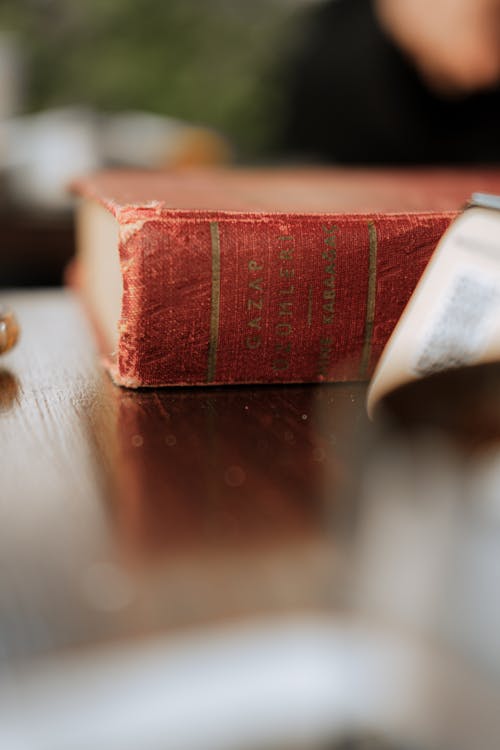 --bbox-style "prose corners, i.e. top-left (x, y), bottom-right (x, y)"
top-left (4, 291), bottom-right (500, 750)
top-left (0, 289), bottom-right (372, 666)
